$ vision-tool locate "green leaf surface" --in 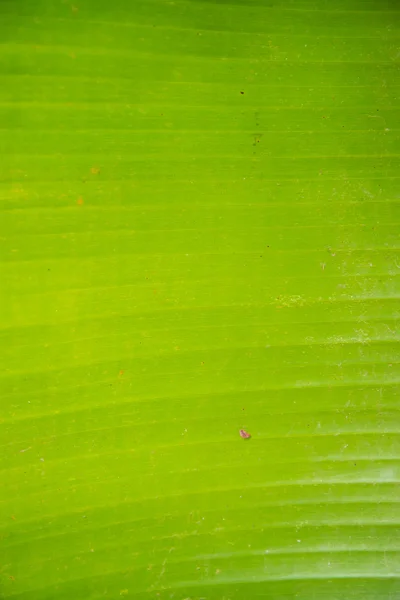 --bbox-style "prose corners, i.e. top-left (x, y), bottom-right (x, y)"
top-left (1, 1), bottom-right (399, 598)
